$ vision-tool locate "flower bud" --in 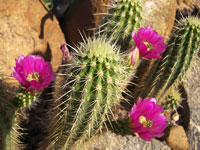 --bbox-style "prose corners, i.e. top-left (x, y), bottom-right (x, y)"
top-left (127, 47), bottom-right (140, 68)
top-left (60, 43), bottom-right (72, 62)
